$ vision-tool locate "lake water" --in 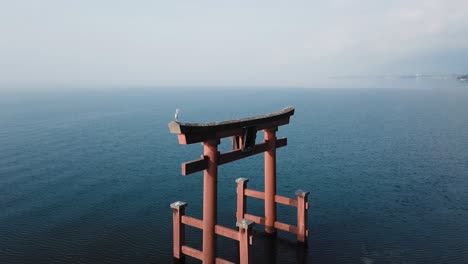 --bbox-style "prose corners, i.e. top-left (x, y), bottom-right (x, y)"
top-left (1, 80), bottom-right (468, 263)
